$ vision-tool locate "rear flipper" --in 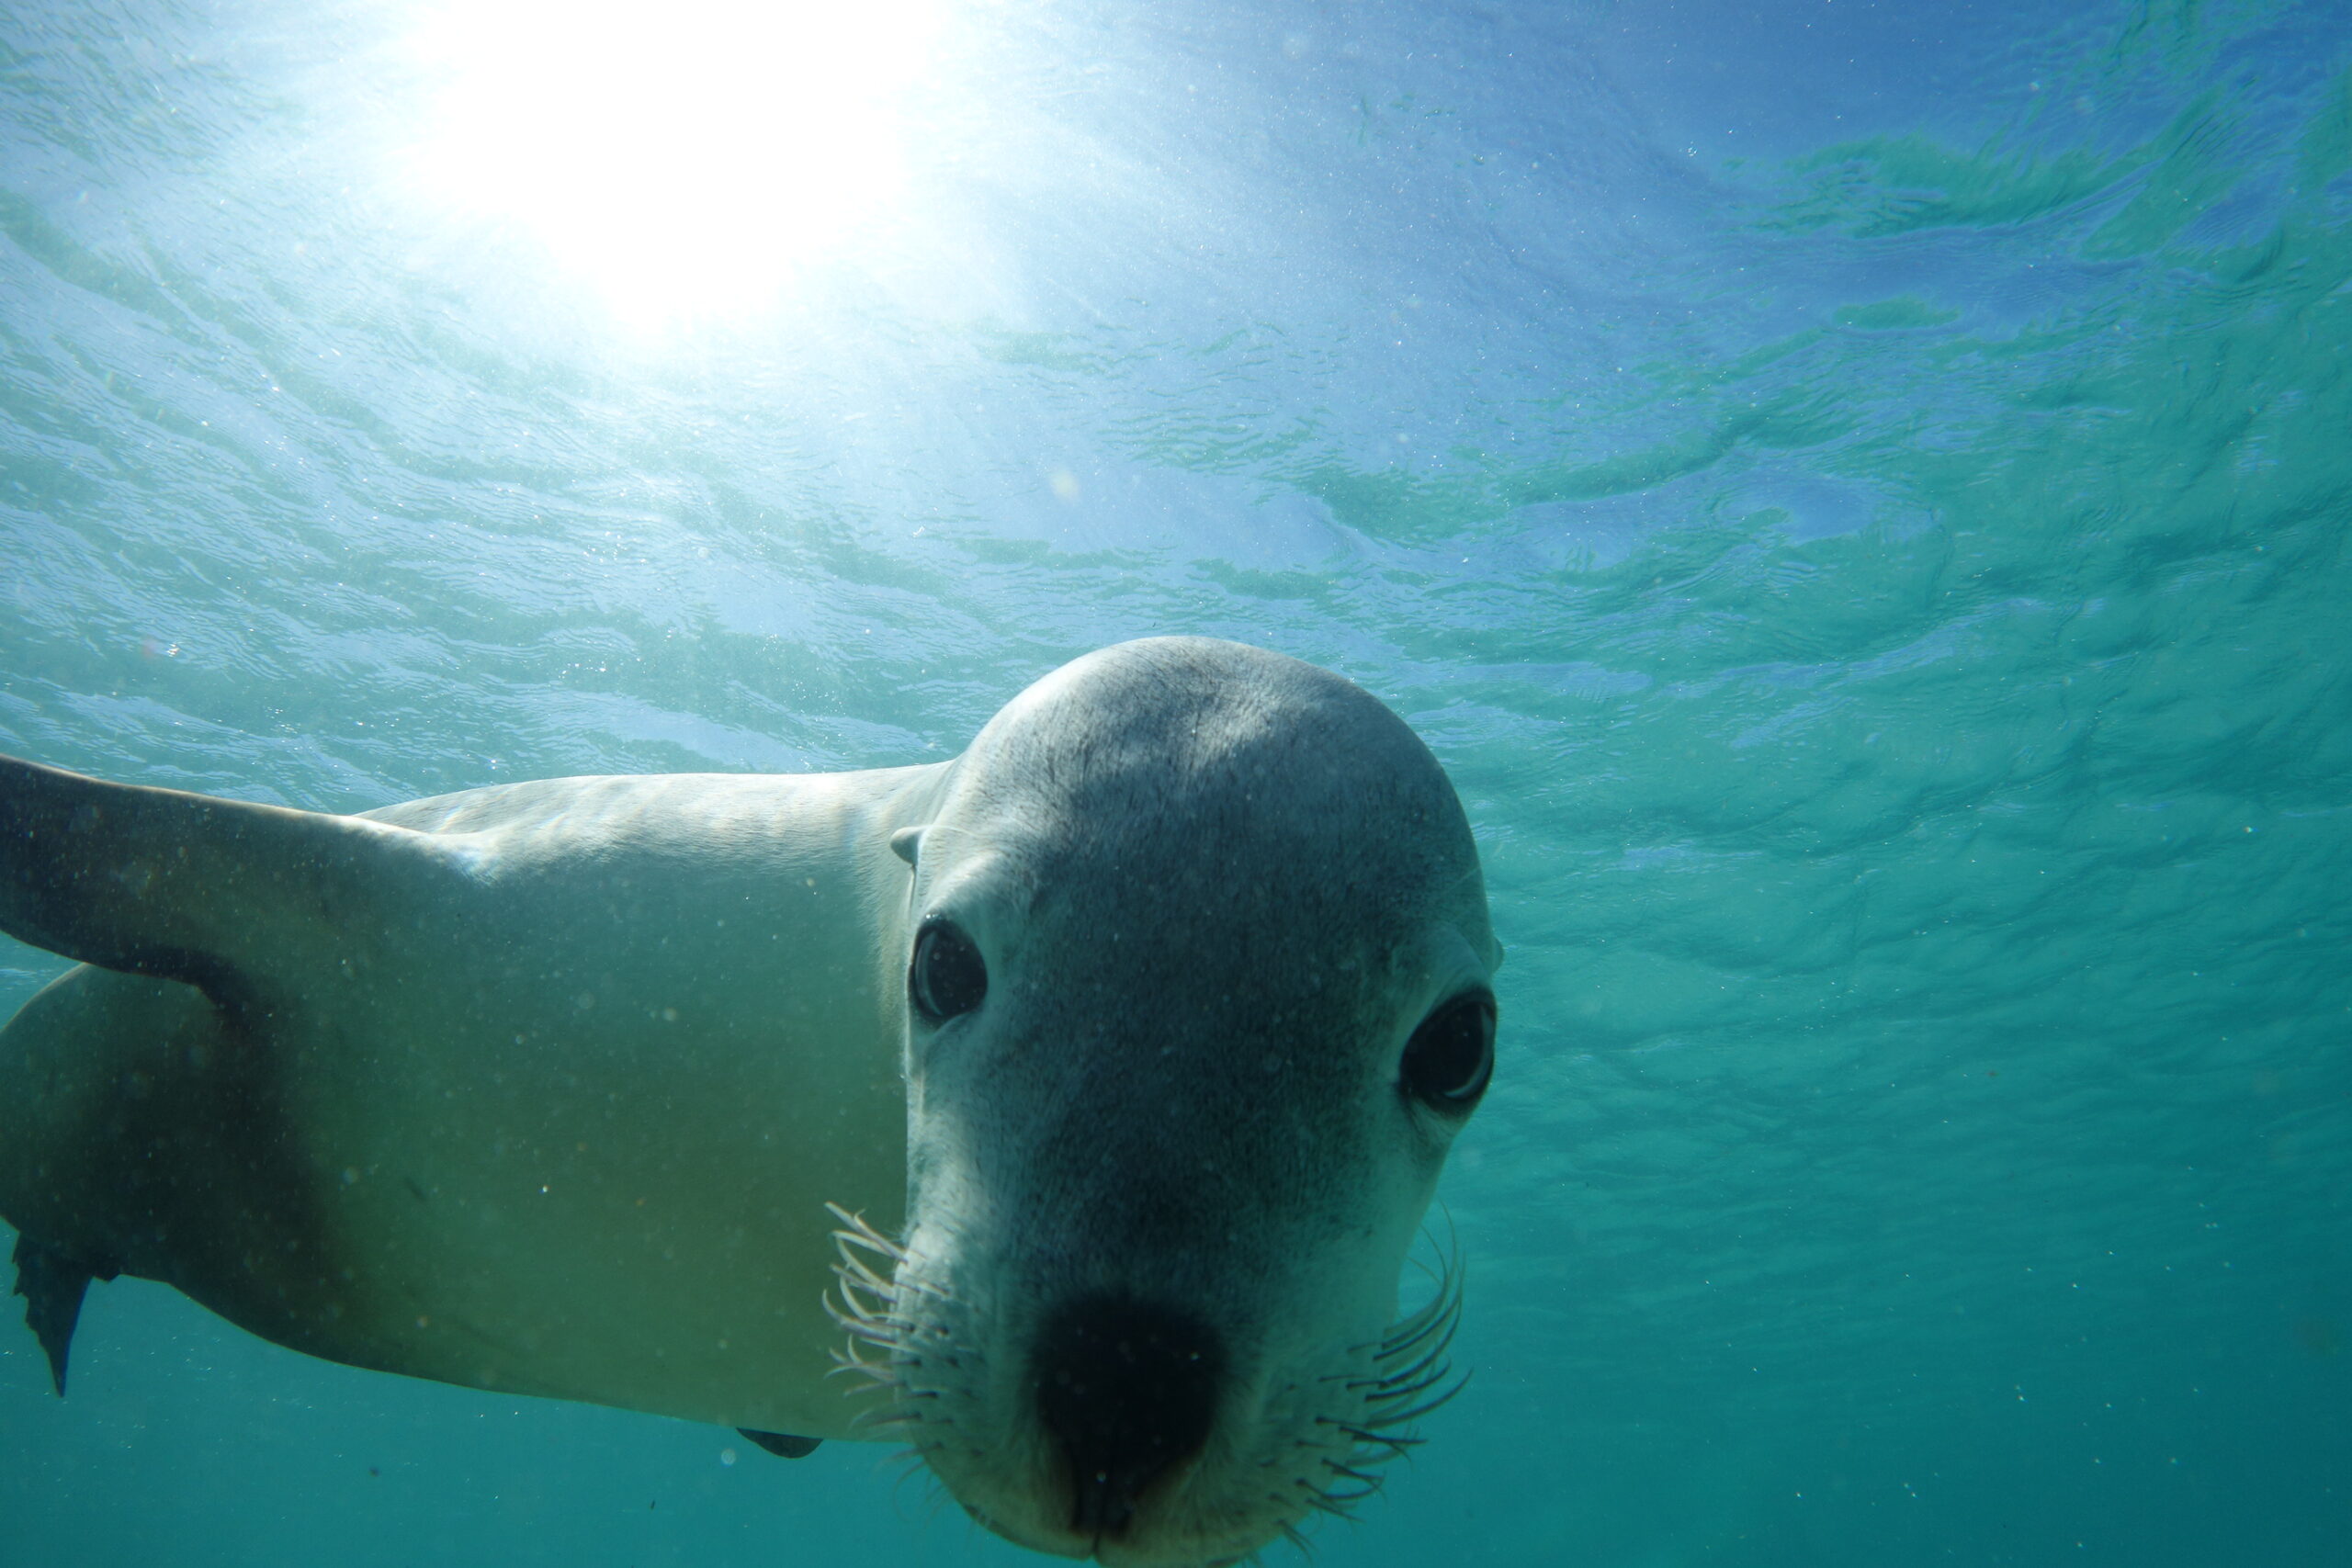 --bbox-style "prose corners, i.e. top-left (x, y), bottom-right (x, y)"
top-left (11, 1235), bottom-right (117, 1395)
top-left (737, 1427), bottom-right (822, 1458)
